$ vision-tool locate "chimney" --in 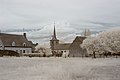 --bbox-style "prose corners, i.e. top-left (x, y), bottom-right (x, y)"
top-left (23, 33), bottom-right (26, 38)
top-left (36, 43), bottom-right (38, 46)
